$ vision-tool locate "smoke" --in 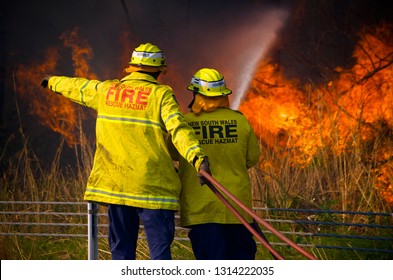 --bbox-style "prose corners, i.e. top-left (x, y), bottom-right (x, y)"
top-left (121, 1), bottom-right (289, 110)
